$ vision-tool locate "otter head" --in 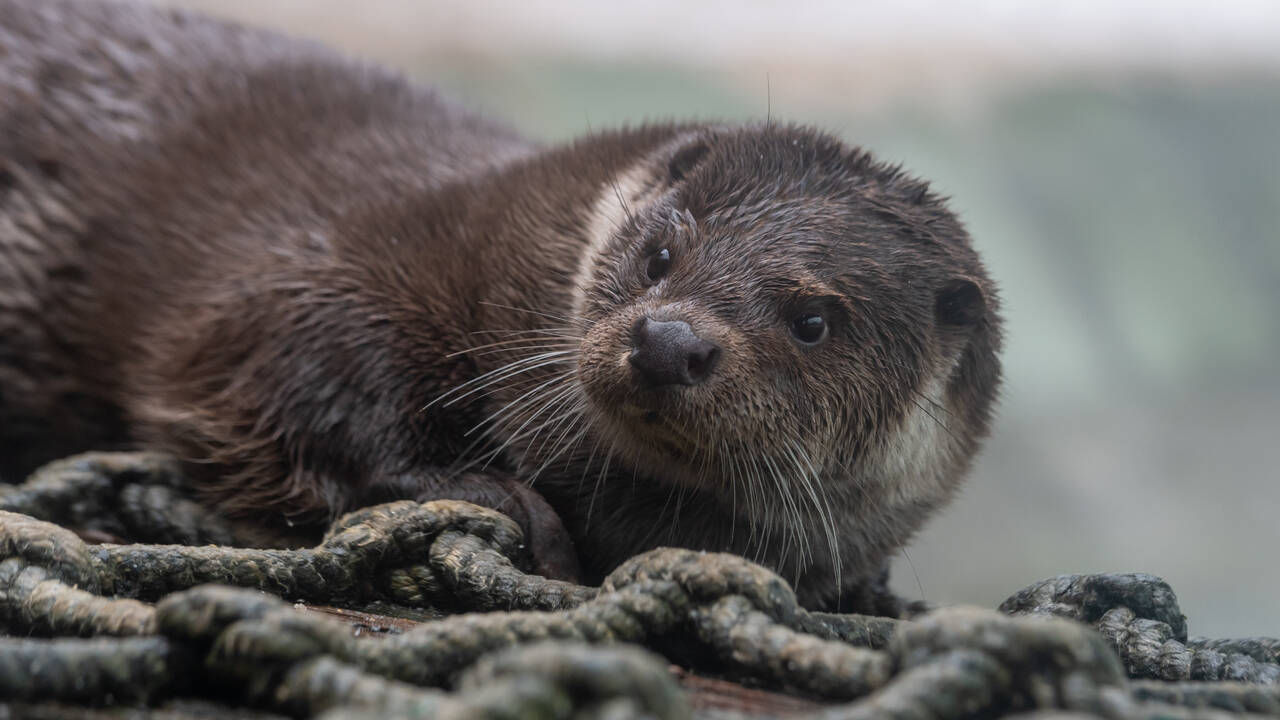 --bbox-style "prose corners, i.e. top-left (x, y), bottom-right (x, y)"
top-left (566, 124), bottom-right (1002, 608)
